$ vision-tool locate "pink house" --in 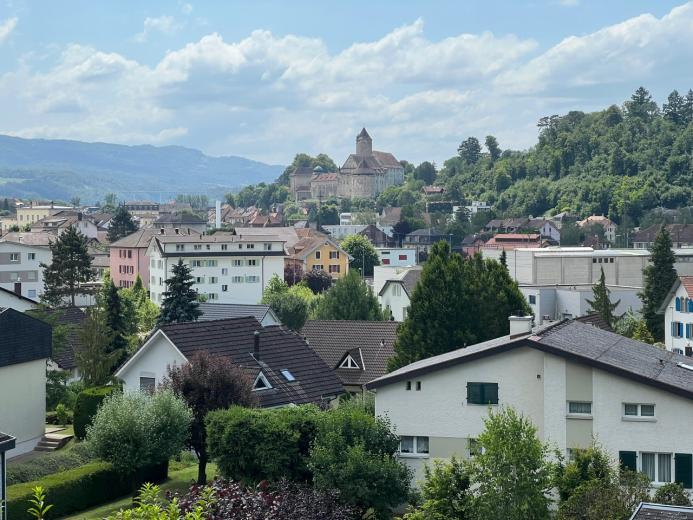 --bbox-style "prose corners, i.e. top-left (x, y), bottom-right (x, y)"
top-left (110, 228), bottom-right (199, 290)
